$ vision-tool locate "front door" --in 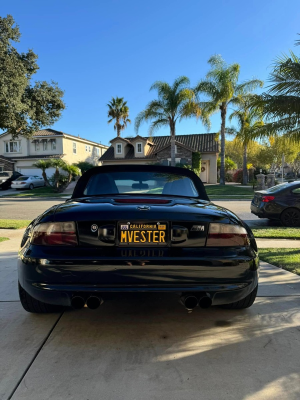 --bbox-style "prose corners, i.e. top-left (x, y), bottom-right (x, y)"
top-left (200, 161), bottom-right (208, 183)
